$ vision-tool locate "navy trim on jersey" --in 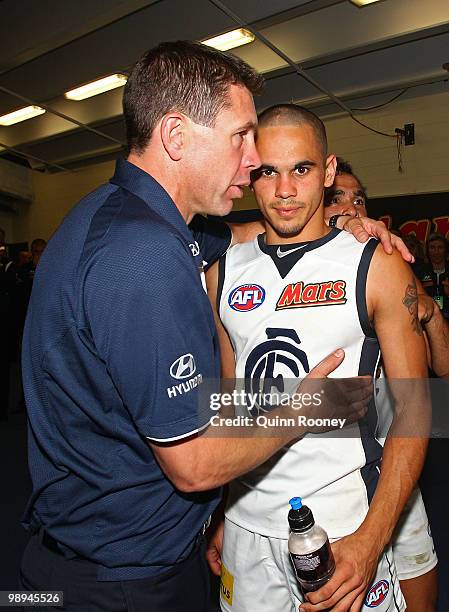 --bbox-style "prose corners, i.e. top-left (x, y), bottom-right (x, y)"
top-left (358, 336), bottom-right (383, 505)
top-left (257, 228), bottom-right (341, 278)
top-left (356, 239), bottom-right (379, 338)
top-left (386, 552), bottom-right (402, 611)
top-left (217, 255), bottom-right (227, 315)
